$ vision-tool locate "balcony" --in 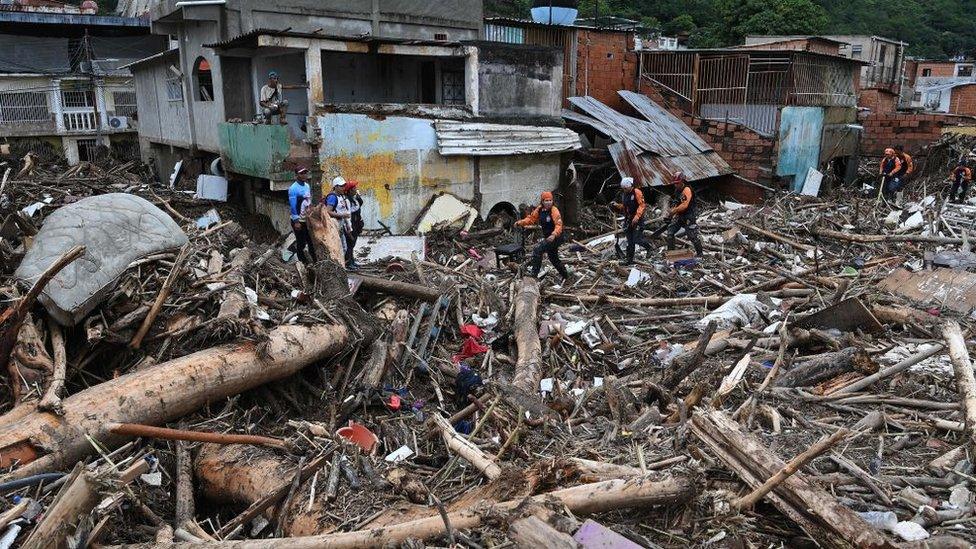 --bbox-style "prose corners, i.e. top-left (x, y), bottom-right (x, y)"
top-left (62, 109), bottom-right (98, 133)
top-left (218, 122), bottom-right (316, 188)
